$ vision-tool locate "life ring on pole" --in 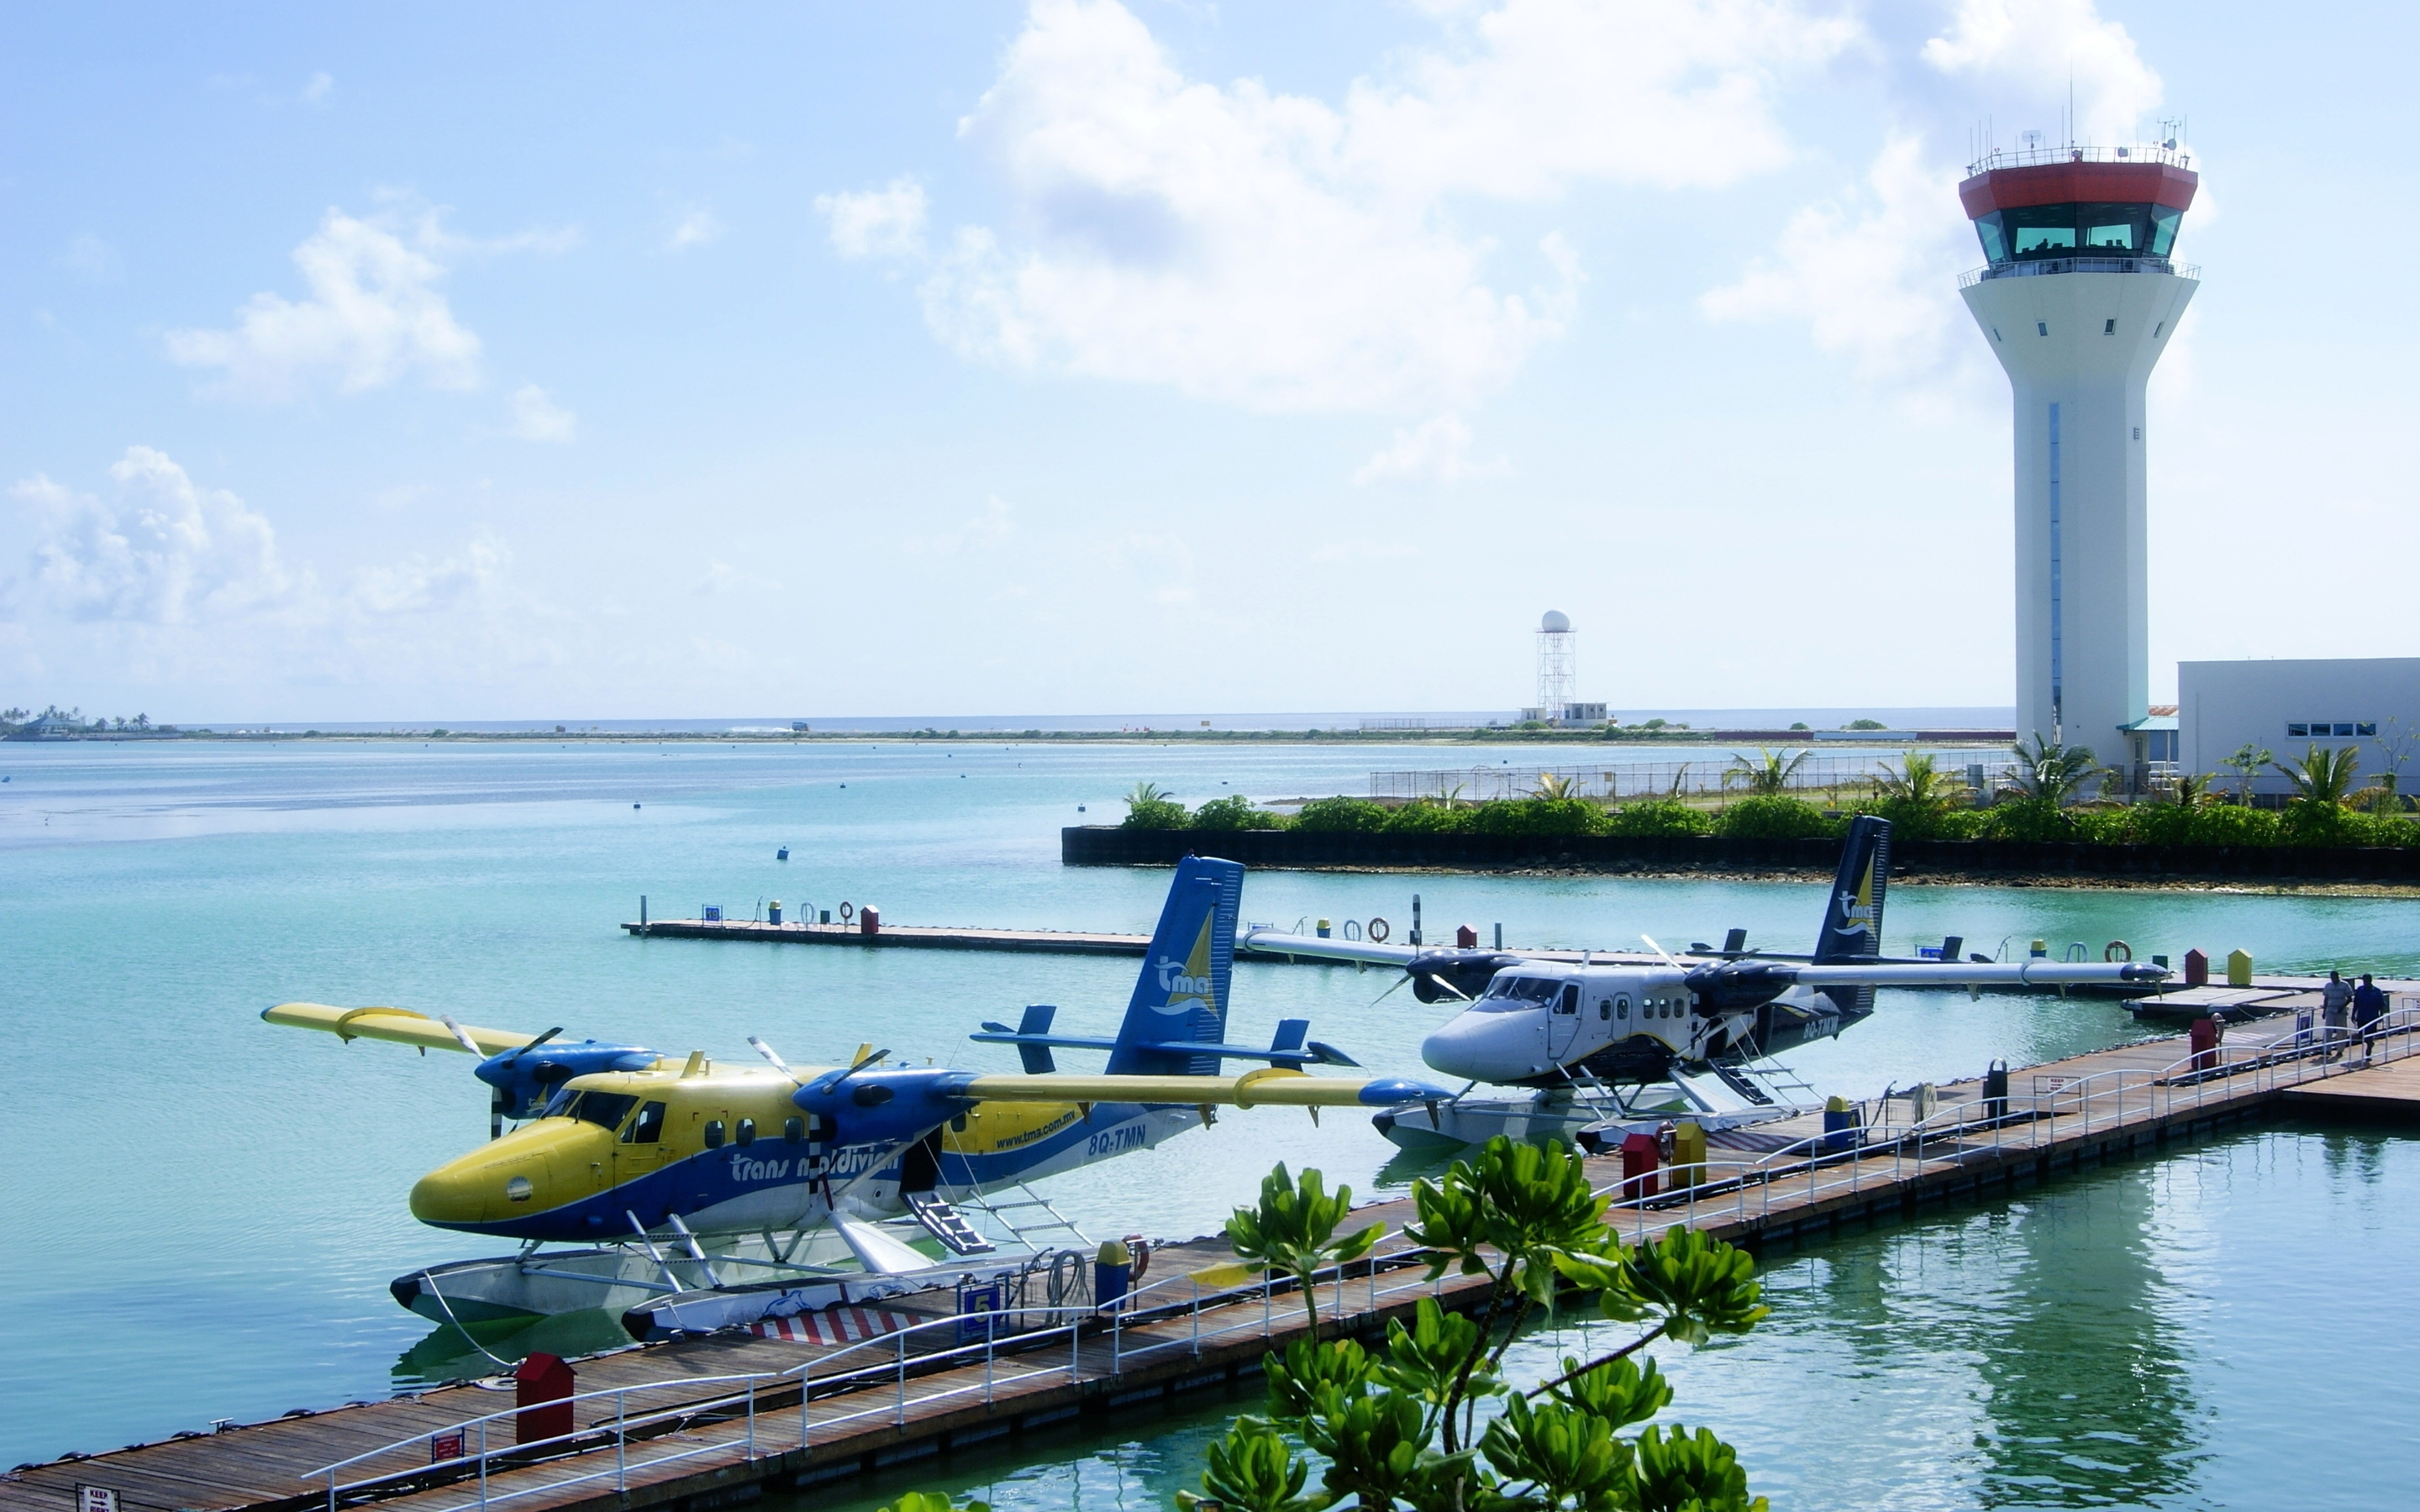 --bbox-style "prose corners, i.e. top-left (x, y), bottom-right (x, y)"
top-left (1123, 1234), bottom-right (1151, 1283)
top-left (1342, 918), bottom-right (1363, 942)
top-left (839, 901), bottom-right (854, 923)
top-left (2104, 940), bottom-right (2133, 963)
top-left (1367, 917), bottom-right (1391, 943)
